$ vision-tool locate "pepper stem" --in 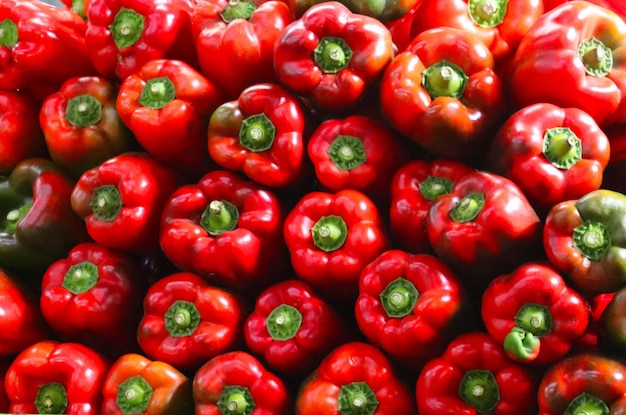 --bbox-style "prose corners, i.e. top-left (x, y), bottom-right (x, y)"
top-left (337, 382), bottom-right (379, 415)
top-left (564, 392), bottom-right (610, 415)
top-left (380, 277), bottom-right (419, 318)
top-left (503, 326), bottom-right (541, 362)
top-left (328, 135), bottom-right (367, 171)
top-left (514, 302), bottom-right (553, 337)
top-left (89, 185), bottom-right (123, 222)
top-left (419, 176), bottom-right (454, 201)
top-left (422, 60), bottom-right (468, 99)
top-left (200, 200), bottom-right (239, 236)
top-left (542, 127), bottom-right (582, 169)
top-left (164, 300), bottom-right (201, 337)
top-left (468, 0), bottom-right (508, 27)
top-left (35, 382), bottom-right (68, 414)
top-left (0, 18), bottom-right (18, 49)
top-left (220, 0), bottom-right (256, 22)
top-left (62, 261), bottom-right (98, 295)
top-left (448, 192), bottom-right (484, 223)
top-left (266, 304), bottom-right (303, 341)
top-left (311, 215), bottom-right (348, 252)
top-left (217, 386), bottom-right (256, 415)
top-left (314, 36), bottom-right (353, 74)
top-left (3, 200), bottom-right (33, 233)
top-left (71, 0), bottom-right (87, 20)
top-left (109, 7), bottom-right (145, 50)
top-left (116, 375), bottom-right (153, 415)
top-left (239, 113), bottom-right (276, 152)
top-left (139, 77), bottom-right (176, 109)
top-left (66, 94), bottom-right (103, 127)
top-left (573, 220), bottom-right (612, 261)
top-left (578, 37), bottom-right (613, 77)
top-left (458, 370), bottom-right (500, 413)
